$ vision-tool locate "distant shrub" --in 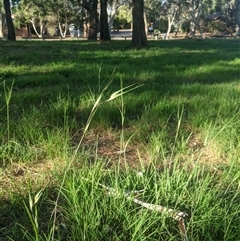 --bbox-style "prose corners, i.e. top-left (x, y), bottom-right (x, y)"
top-left (207, 19), bottom-right (226, 33)
top-left (113, 17), bottom-right (131, 30)
top-left (181, 20), bottom-right (190, 33)
top-left (155, 19), bottom-right (168, 33)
